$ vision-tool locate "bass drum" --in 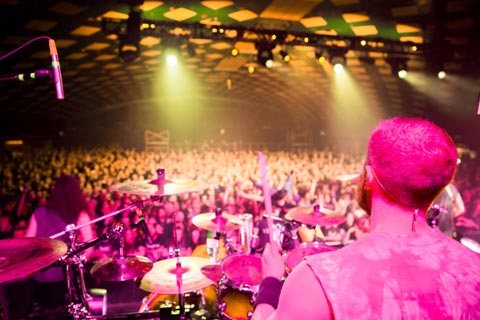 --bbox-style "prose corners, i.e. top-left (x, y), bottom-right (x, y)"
top-left (217, 280), bottom-right (257, 320)
top-left (138, 285), bottom-right (218, 319)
